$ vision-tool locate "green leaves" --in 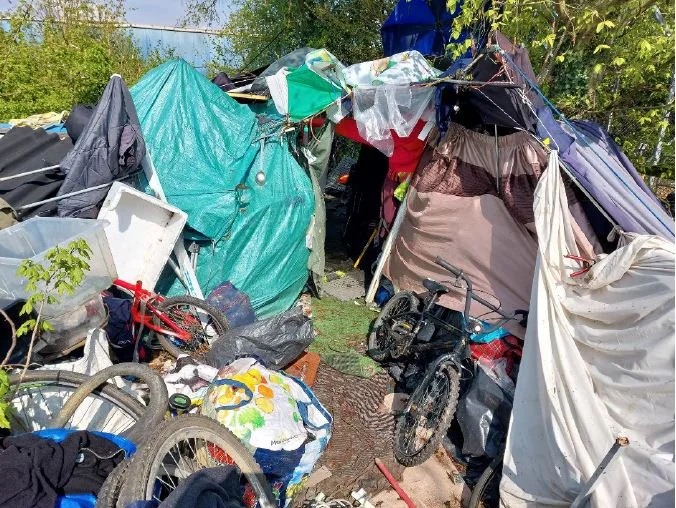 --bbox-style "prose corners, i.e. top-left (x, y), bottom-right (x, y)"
top-left (593, 44), bottom-right (611, 54)
top-left (15, 238), bottom-right (92, 337)
top-left (596, 20), bottom-right (616, 33)
top-left (0, 0), bottom-right (168, 122)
